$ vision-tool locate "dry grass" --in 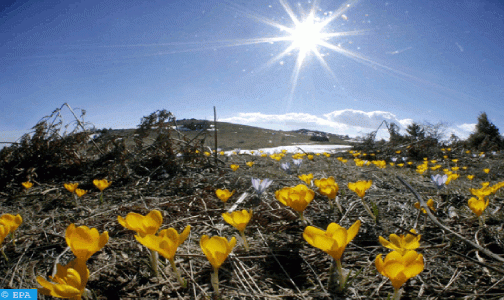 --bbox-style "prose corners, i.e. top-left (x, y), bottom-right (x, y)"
top-left (1, 122), bottom-right (504, 300)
